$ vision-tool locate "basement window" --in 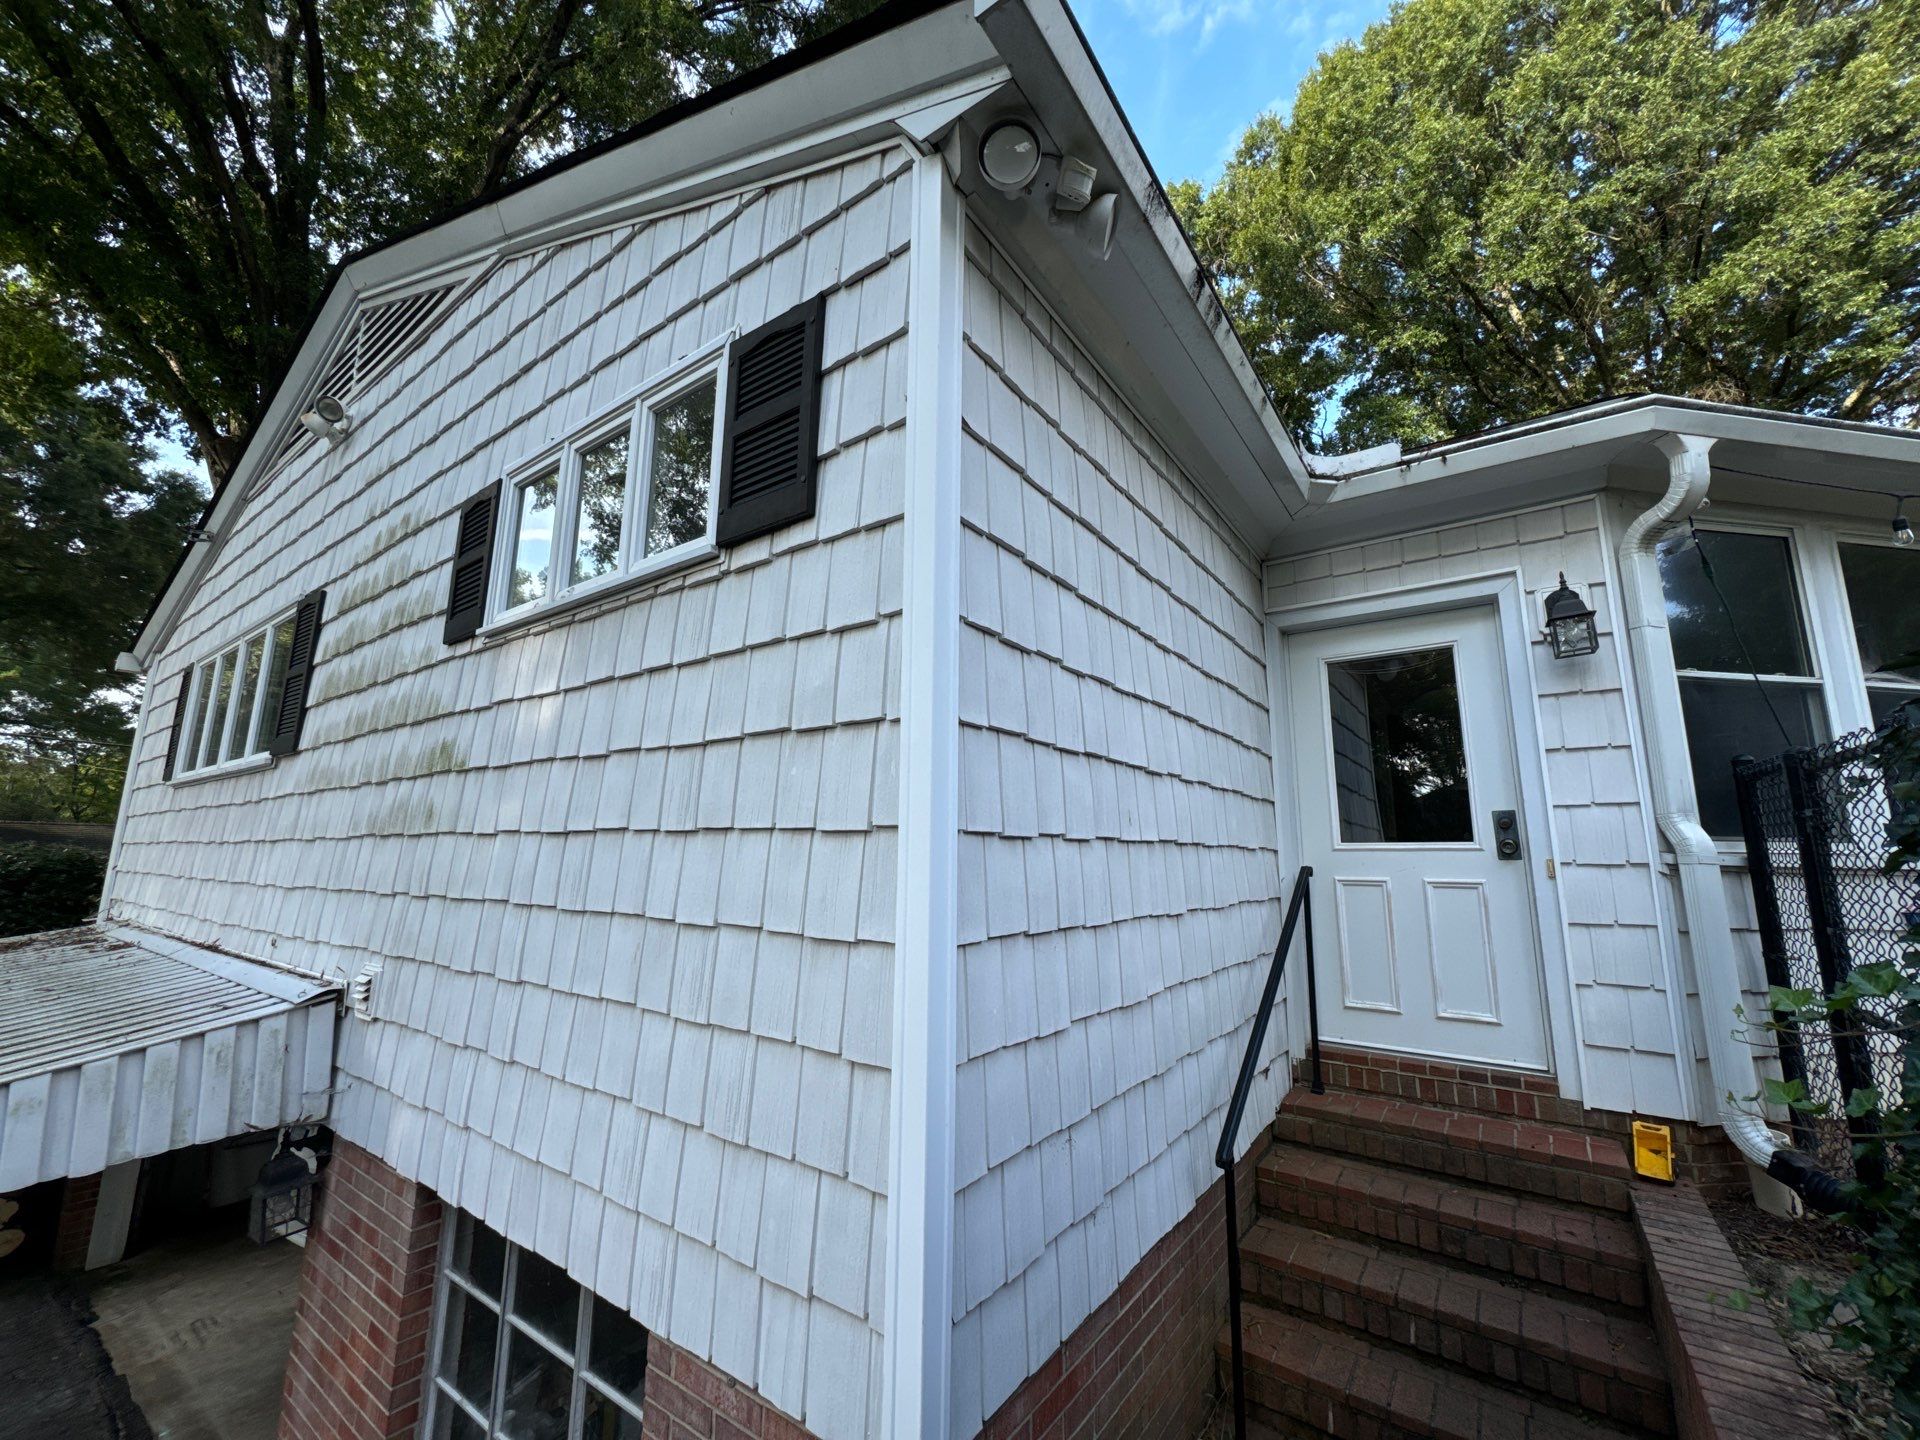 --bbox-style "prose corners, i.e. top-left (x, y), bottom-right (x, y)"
top-left (492, 350), bottom-right (724, 626)
top-left (426, 1212), bottom-right (648, 1439)
top-left (174, 612), bottom-right (297, 777)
